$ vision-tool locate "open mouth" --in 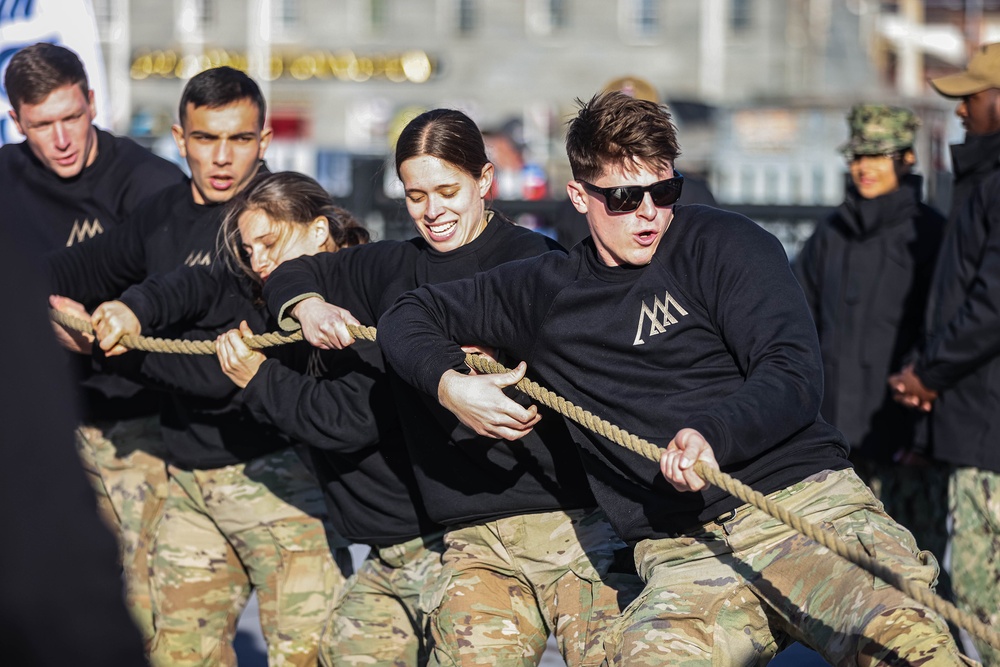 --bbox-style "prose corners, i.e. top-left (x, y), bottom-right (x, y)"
top-left (209, 175), bottom-right (234, 190)
top-left (635, 230), bottom-right (658, 246)
top-left (427, 220), bottom-right (458, 240)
